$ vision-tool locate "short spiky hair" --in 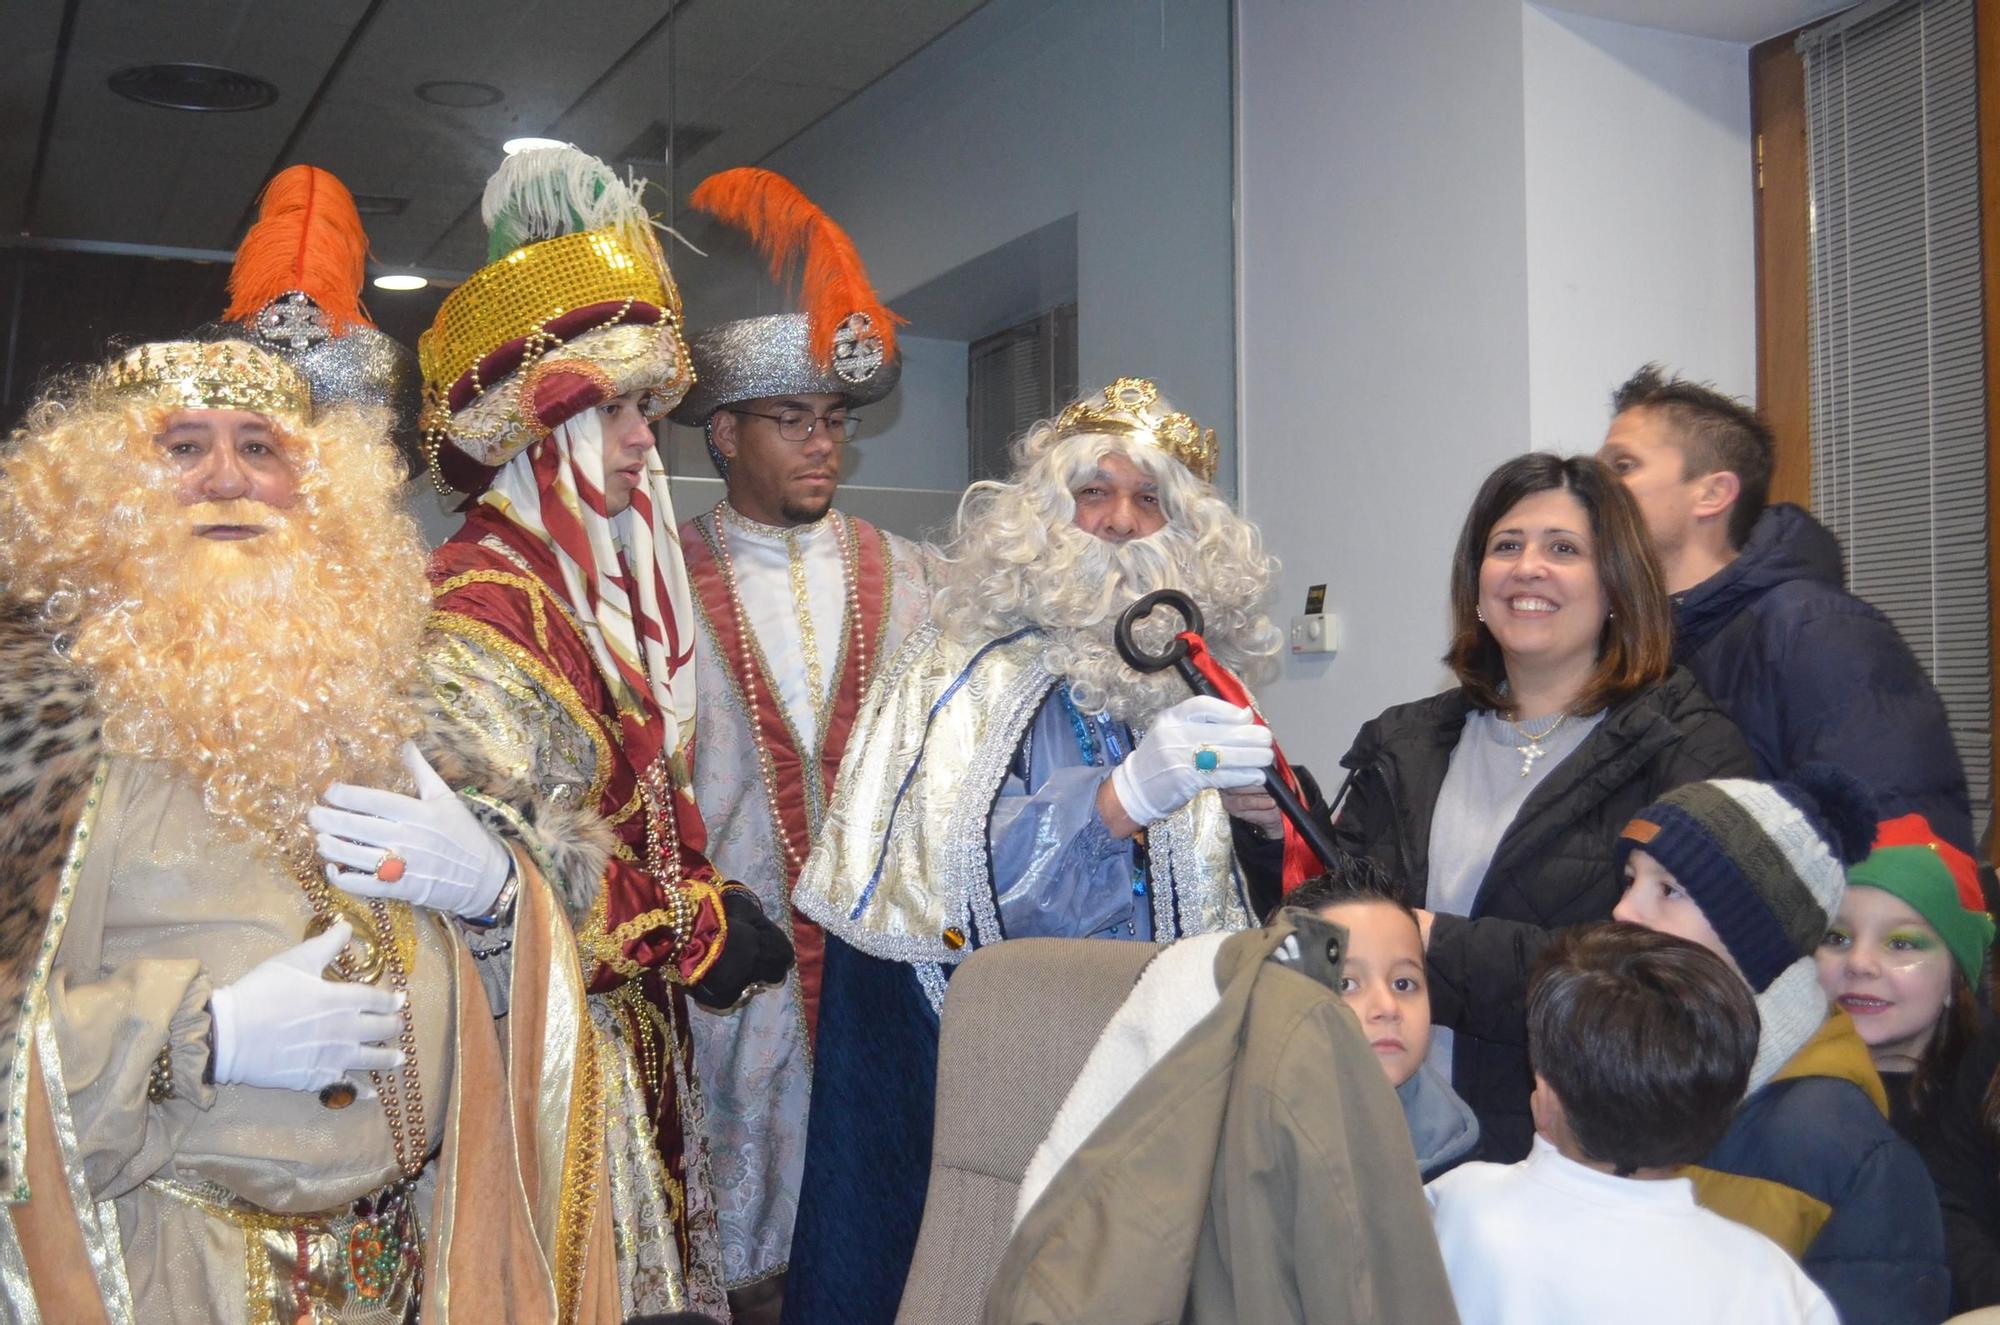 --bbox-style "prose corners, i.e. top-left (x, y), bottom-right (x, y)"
top-left (1529, 923), bottom-right (1759, 1174)
top-left (1272, 851), bottom-right (1412, 923)
top-left (1611, 364), bottom-right (1775, 550)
